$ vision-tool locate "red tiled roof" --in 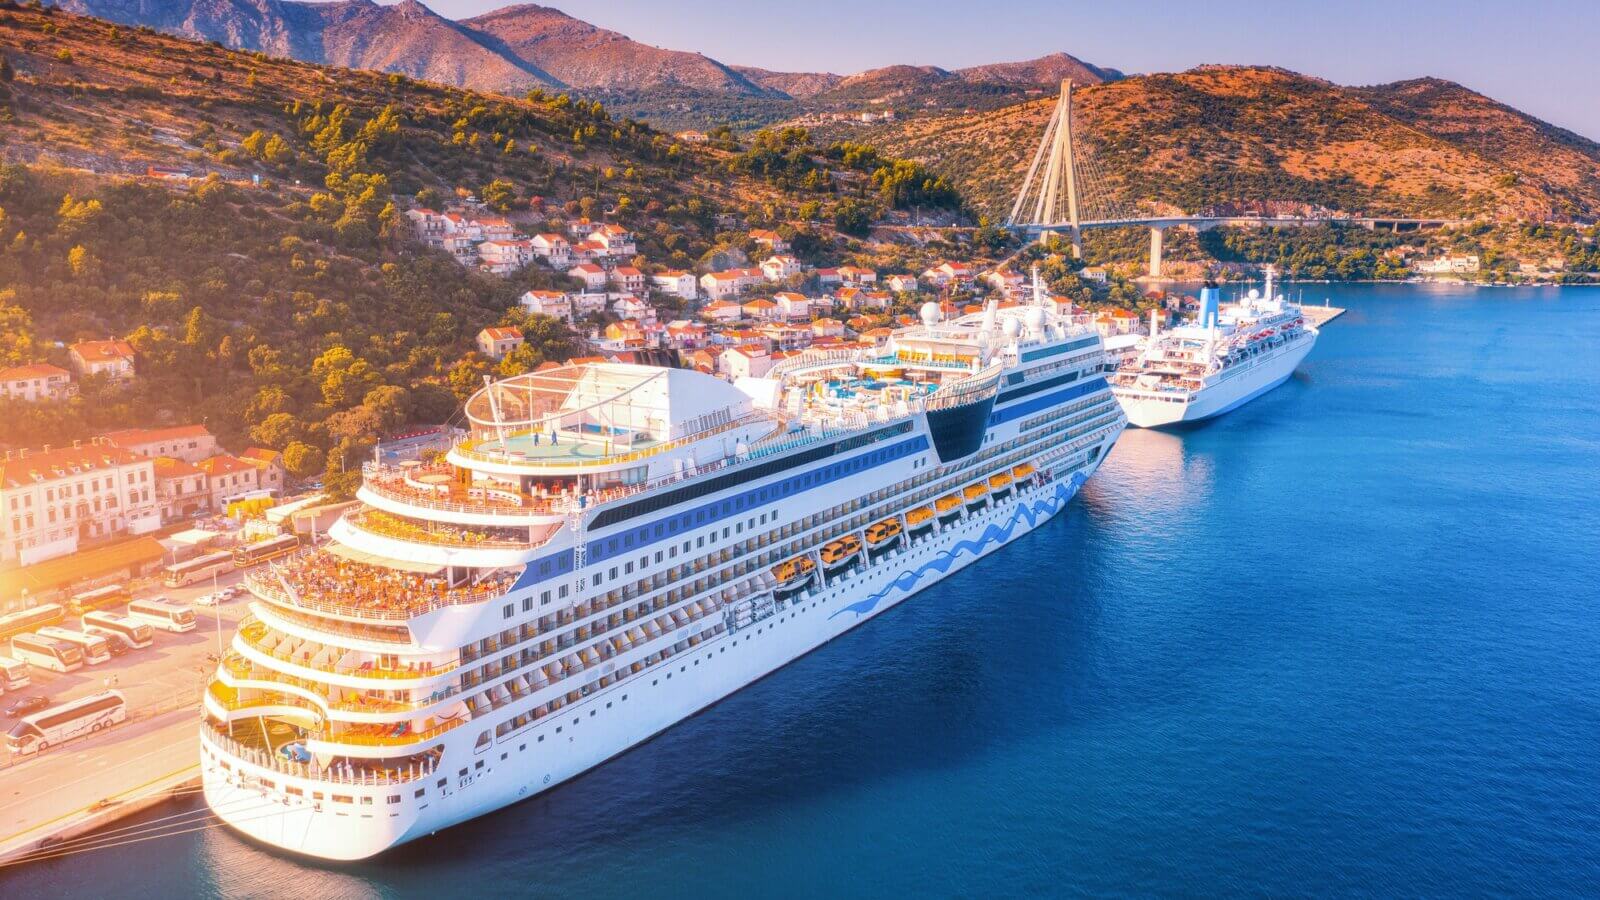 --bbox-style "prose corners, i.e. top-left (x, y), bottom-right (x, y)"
top-left (0, 363), bottom-right (70, 381)
top-left (0, 442), bottom-right (144, 488)
top-left (70, 340), bottom-right (135, 362)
